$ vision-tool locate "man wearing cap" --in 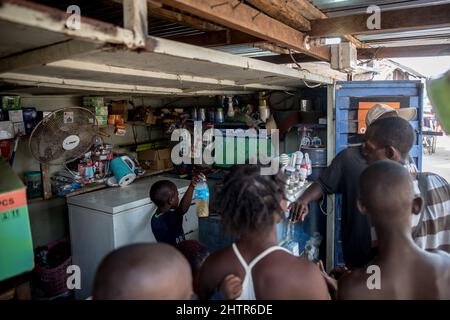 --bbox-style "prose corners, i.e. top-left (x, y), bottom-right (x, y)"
top-left (289, 104), bottom-right (418, 269)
